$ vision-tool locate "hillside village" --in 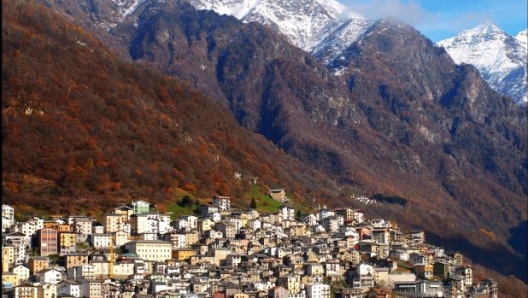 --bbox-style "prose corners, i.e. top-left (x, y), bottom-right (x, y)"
top-left (2, 192), bottom-right (499, 298)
